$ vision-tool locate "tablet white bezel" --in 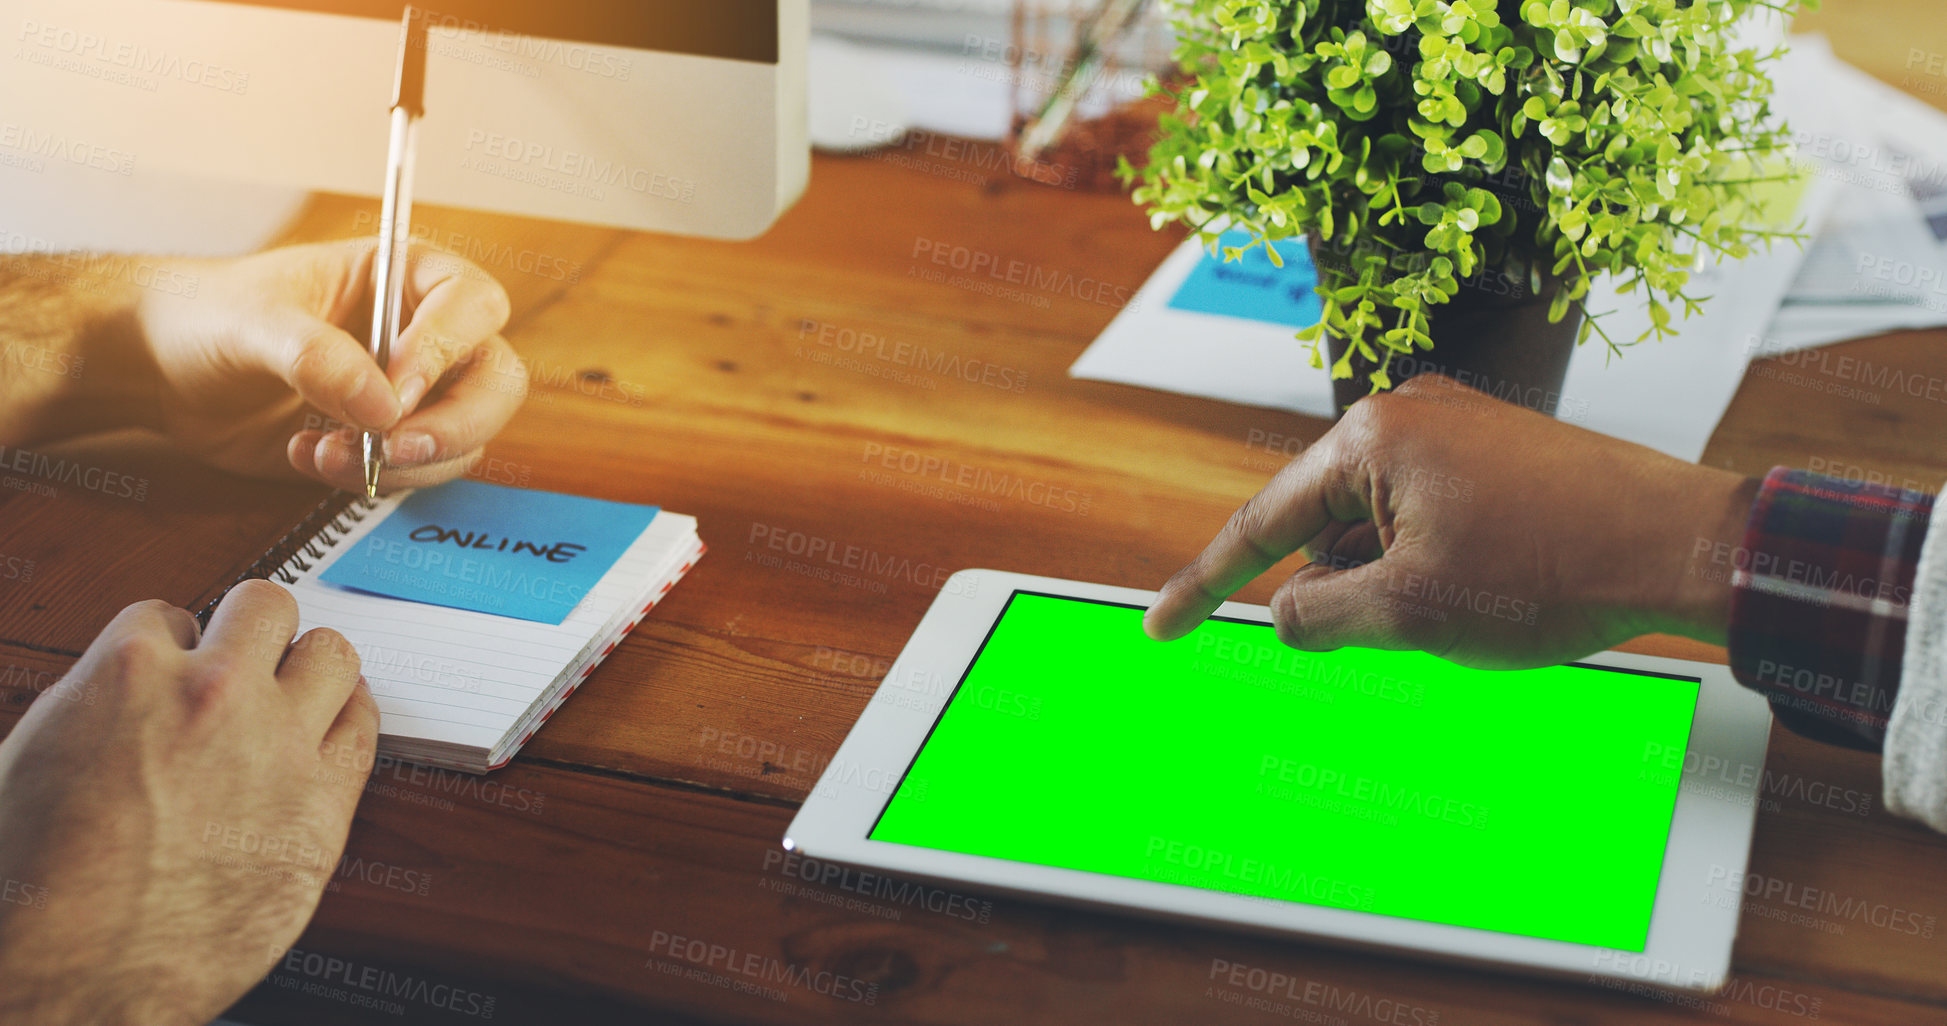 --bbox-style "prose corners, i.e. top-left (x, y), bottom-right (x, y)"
top-left (784, 569), bottom-right (1772, 993)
